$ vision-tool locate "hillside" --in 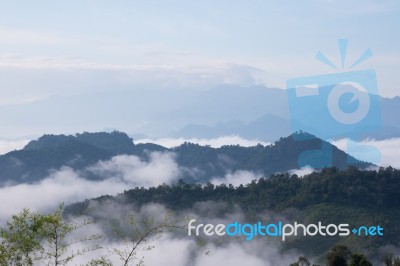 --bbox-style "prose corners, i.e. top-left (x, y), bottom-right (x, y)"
top-left (66, 166), bottom-right (400, 262)
top-left (0, 131), bottom-right (370, 184)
